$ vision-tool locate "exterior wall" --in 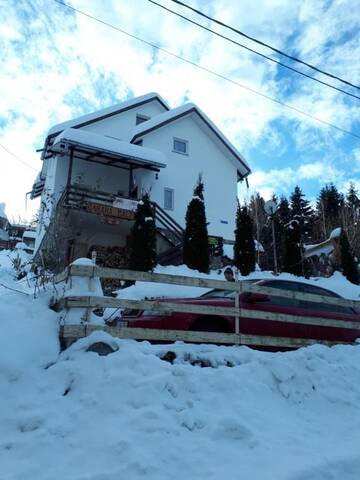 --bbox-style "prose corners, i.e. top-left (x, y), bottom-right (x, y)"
top-left (82, 101), bottom-right (166, 140)
top-left (138, 115), bottom-right (238, 240)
